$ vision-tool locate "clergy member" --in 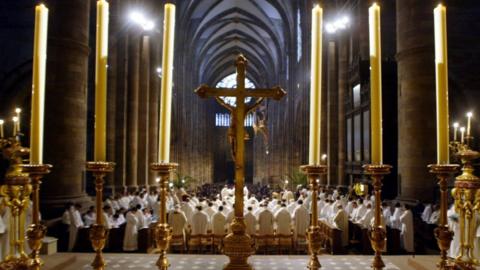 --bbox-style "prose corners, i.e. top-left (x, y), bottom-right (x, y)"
top-left (211, 206), bottom-right (227, 235)
top-left (245, 206), bottom-right (257, 236)
top-left (68, 203), bottom-right (84, 251)
top-left (191, 205), bottom-right (209, 235)
top-left (123, 207), bottom-right (139, 251)
top-left (400, 204), bottom-right (414, 253)
top-left (333, 204), bottom-right (349, 247)
top-left (293, 200), bottom-right (309, 241)
top-left (168, 205), bottom-right (188, 240)
top-left (258, 204), bottom-right (274, 236)
top-left (274, 204), bottom-right (292, 235)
